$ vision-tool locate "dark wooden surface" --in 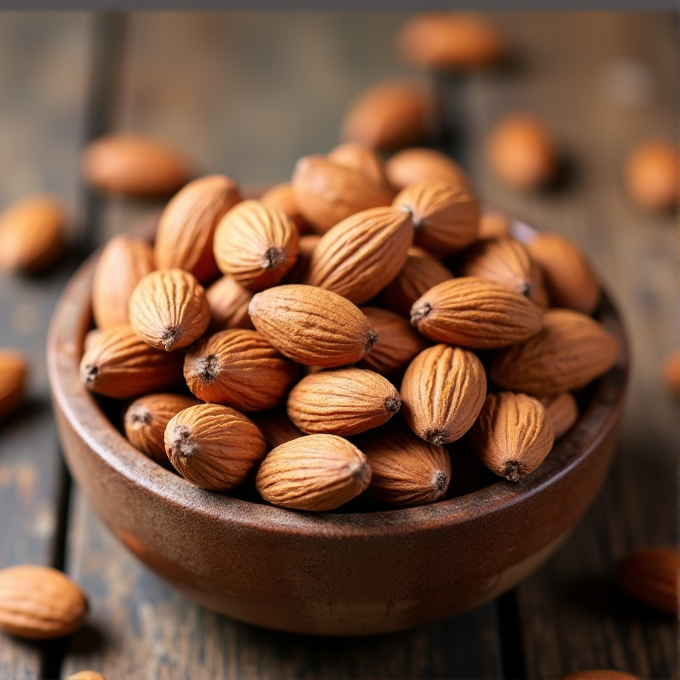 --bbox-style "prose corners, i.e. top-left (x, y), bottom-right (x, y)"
top-left (0, 11), bottom-right (676, 680)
